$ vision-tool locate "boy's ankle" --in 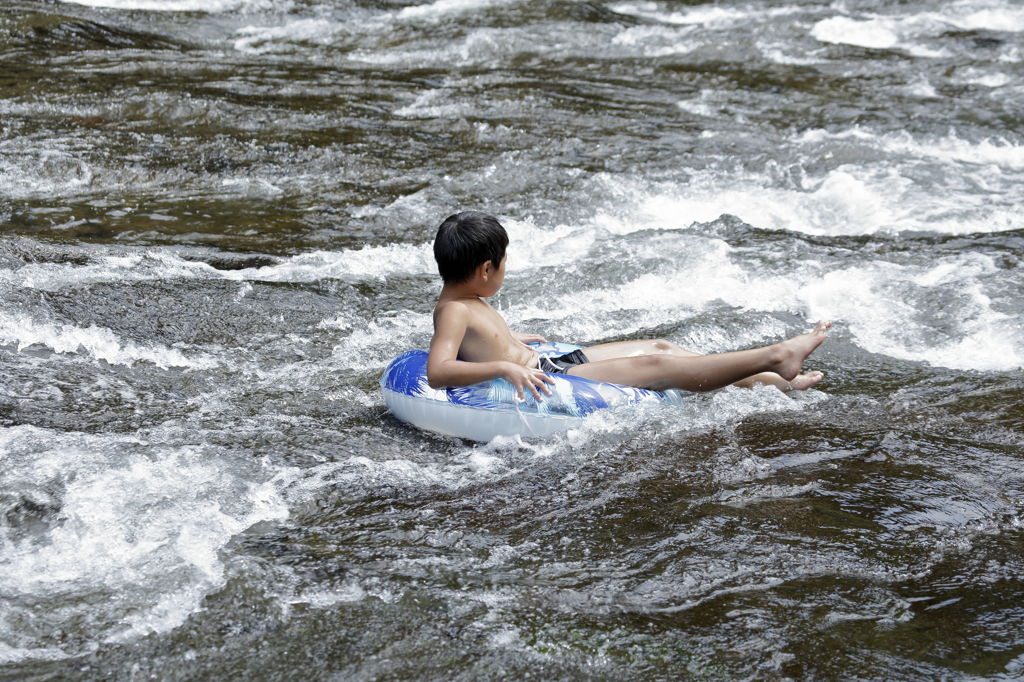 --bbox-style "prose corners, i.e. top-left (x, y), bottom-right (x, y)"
top-left (766, 343), bottom-right (786, 369)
